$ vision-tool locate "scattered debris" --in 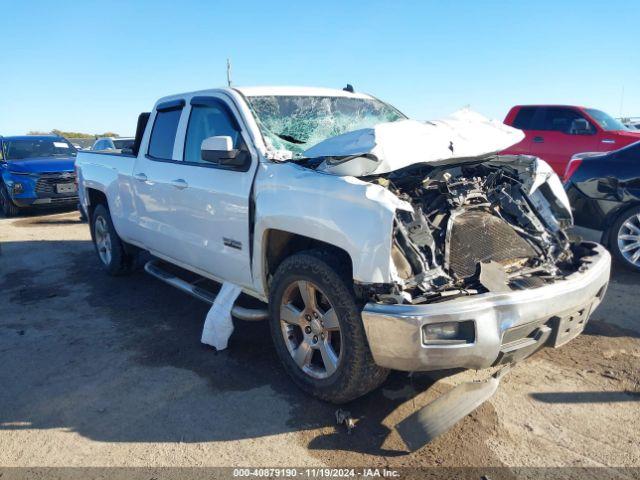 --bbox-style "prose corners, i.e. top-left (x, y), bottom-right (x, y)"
top-left (201, 282), bottom-right (242, 350)
top-left (335, 408), bottom-right (355, 434)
